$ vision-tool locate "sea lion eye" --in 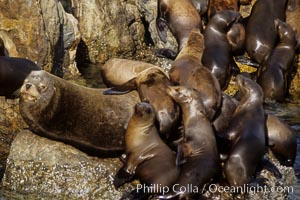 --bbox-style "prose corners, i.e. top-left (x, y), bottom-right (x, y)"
top-left (39, 84), bottom-right (47, 90)
top-left (145, 107), bottom-right (152, 114)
